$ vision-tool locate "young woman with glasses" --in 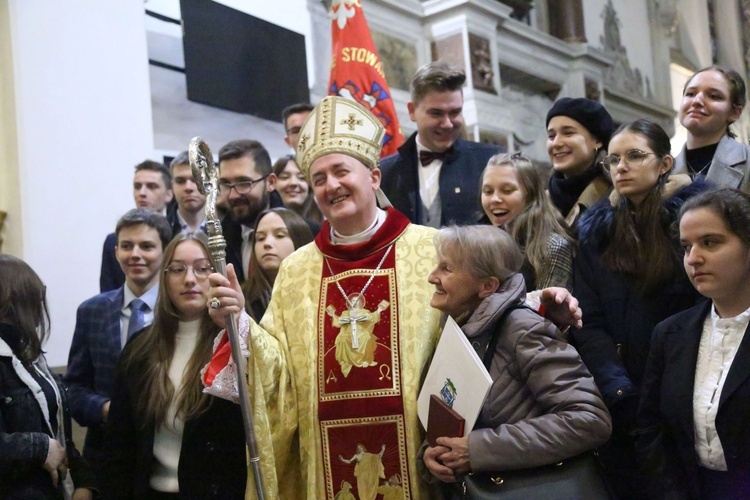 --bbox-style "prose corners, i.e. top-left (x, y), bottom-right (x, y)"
top-left (673, 66), bottom-right (750, 193)
top-left (571, 120), bottom-right (708, 497)
top-left (103, 232), bottom-right (246, 499)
